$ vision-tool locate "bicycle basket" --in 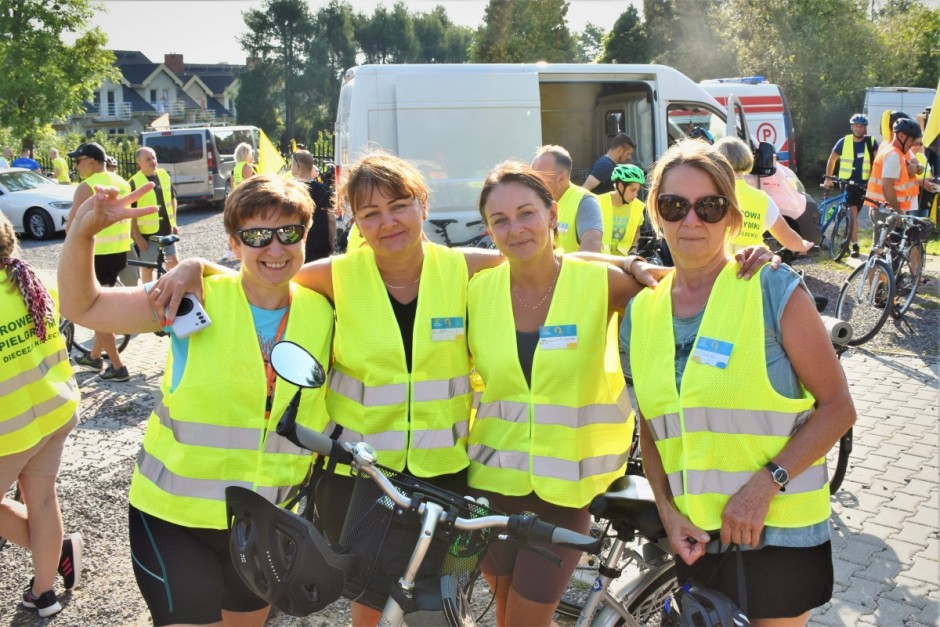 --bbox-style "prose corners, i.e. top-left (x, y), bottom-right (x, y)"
top-left (911, 219), bottom-right (934, 242)
top-left (337, 467), bottom-right (497, 611)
